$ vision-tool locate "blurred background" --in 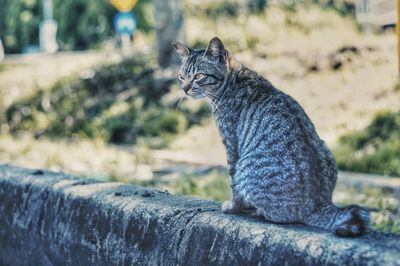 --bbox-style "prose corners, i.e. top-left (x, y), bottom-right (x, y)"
top-left (0, 0), bottom-right (399, 233)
